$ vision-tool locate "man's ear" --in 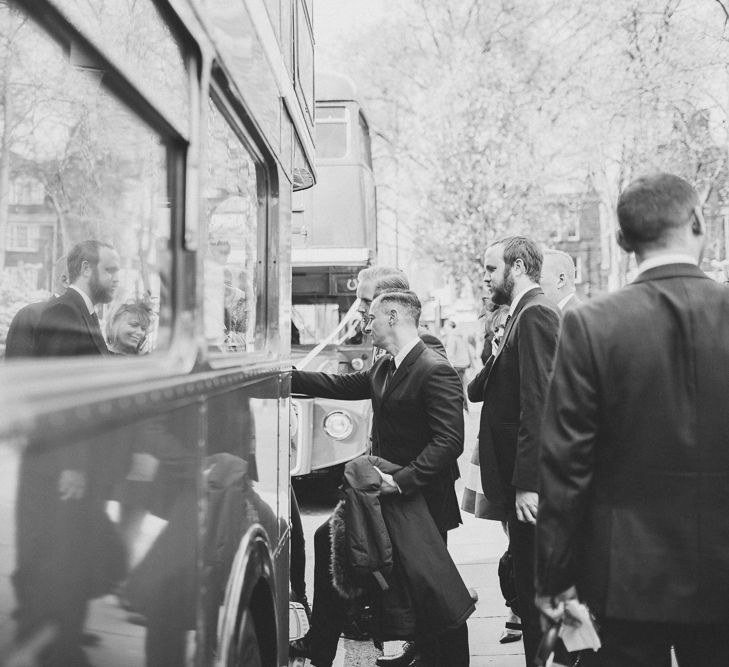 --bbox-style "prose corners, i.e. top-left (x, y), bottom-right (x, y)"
top-left (557, 272), bottom-right (567, 289)
top-left (616, 229), bottom-right (633, 253)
